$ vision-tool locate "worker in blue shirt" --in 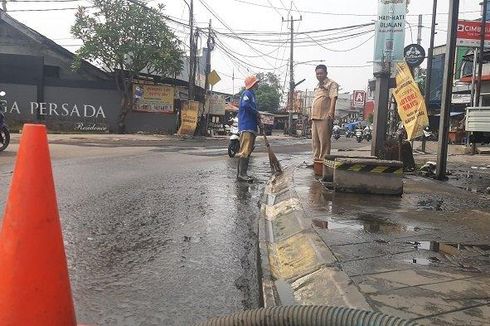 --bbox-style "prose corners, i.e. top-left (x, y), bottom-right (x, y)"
top-left (237, 75), bottom-right (261, 182)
